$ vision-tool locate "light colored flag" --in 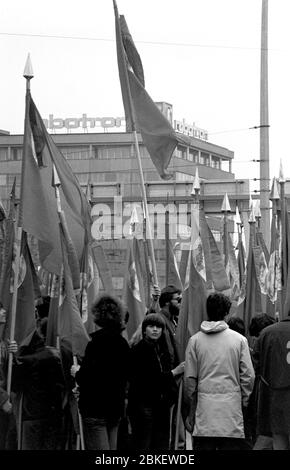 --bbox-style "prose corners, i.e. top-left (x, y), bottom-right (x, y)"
top-left (123, 238), bottom-right (147, 340)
